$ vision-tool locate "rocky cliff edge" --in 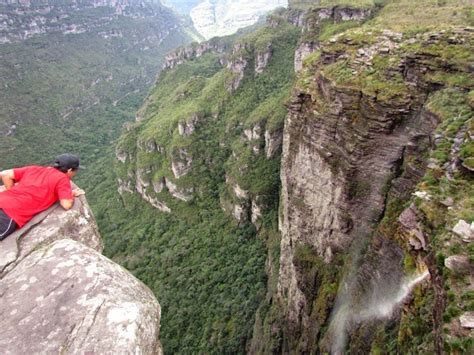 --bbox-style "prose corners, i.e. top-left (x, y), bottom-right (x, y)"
top-left (0, 187), bottom-right (162, 354)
